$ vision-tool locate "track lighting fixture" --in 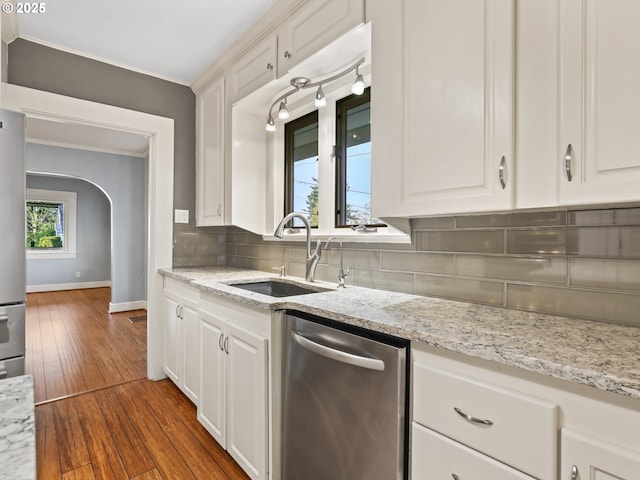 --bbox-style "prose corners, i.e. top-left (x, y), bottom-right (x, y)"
top-left (351, 66), bottom-right (365, 95)
top-left (314, 85), bottom-right (326, 107)
top-left (266, 57), bottom-right (365, 132)
top-left (278, 98), bottom-right (290, 120)
top-left (266, 114), bottom-right (276, 132)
